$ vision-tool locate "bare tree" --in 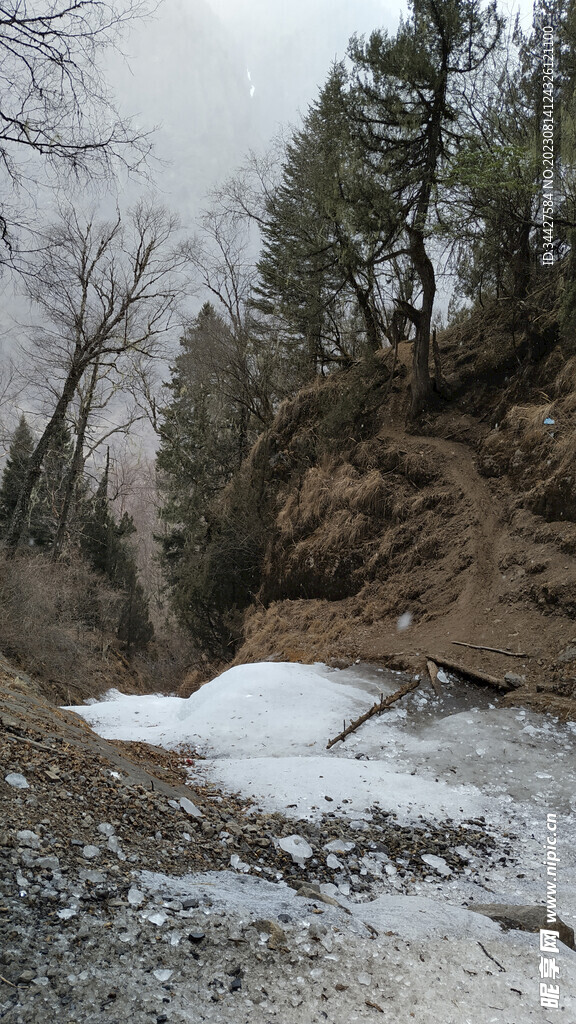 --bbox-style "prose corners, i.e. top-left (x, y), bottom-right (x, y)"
top-left (183, 197), bottom-right (303, 438)
top-left (0, 0), bottom-right (155, 253)
top-left (6, 201), bottom-right (188, 553)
